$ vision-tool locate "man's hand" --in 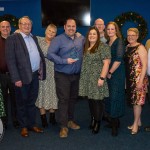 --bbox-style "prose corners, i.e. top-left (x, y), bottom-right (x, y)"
top-left (75, 32), bottom-right (82, 37)
top-left (67, 58), bottom-right (78, 64)
top-left (15, 81), bottom-right (22, 87)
